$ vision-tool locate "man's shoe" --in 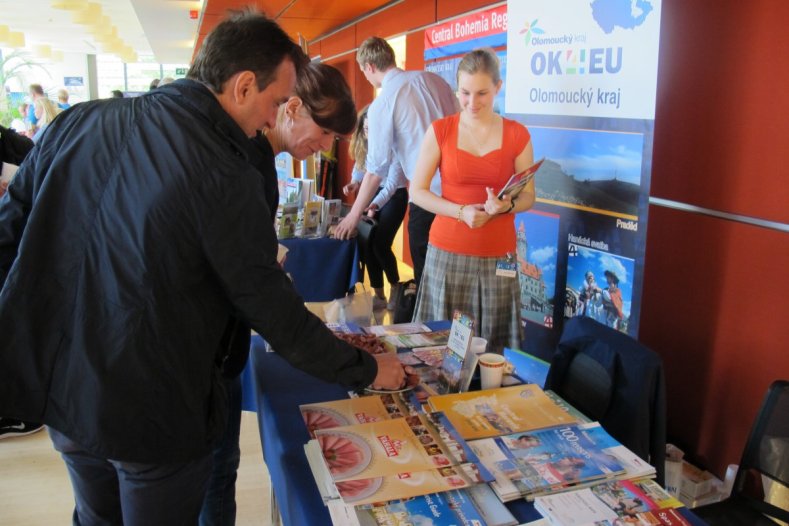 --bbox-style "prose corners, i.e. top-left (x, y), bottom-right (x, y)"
top-left (0, 418), bottom-right (44, 439)
top-left (387, 283), bottom-right (401, 311)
